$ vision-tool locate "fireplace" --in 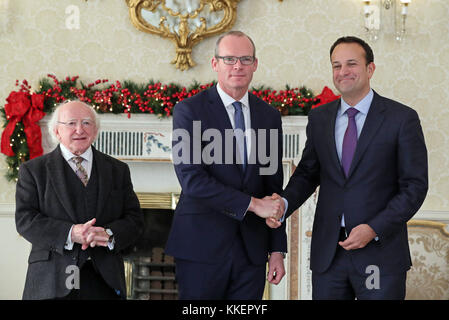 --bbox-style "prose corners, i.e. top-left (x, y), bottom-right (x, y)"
top-left (123, 192), bottom-right (179, 300)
